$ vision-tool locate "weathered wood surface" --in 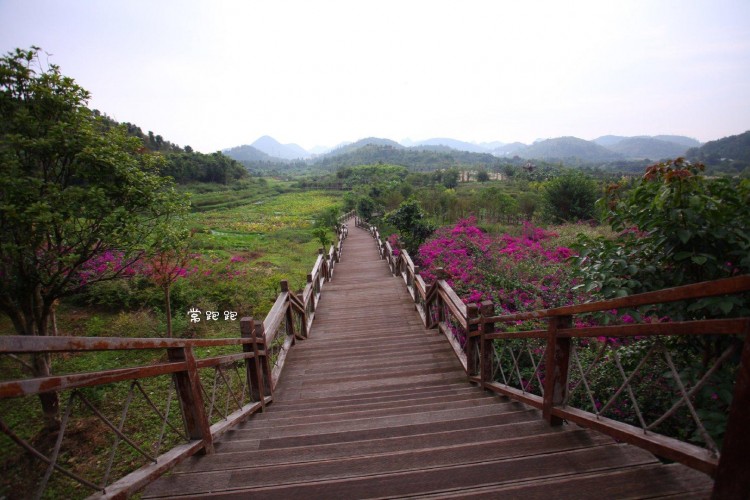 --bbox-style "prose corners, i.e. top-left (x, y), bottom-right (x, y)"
top-left (142, 226), bottom-right (711, 499)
